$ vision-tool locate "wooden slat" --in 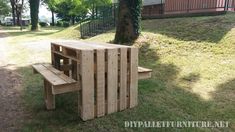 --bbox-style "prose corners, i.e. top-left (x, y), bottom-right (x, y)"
top-left (107, 48), bottom-right (118, 114)
top-left (51, 44), bottom-right (55, 66)
top-left (52, 51), bottom-right (78, 62)
top-left (129, 48), bottom-right (138, 108)
top-left (80, 50), bottom-right (95, 120)
top-left (52, 41), bottom-right (132, 51)
top-left (96, 49), bottom-right (105, 117)
top-left (33, 64), bottom-right (66, 86)
top-left (138, 67), bottom-right (152, 80)
top-left (119, 48), bottom-right (128, 111)
top-left (77, 50), bottom-right (82, 116)
top-left (52, 83), bottom-right (80, 95)
top-left (44, 79), bottom-right (55, 110)
top-left (43, 64), bottom-right (76, 84)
